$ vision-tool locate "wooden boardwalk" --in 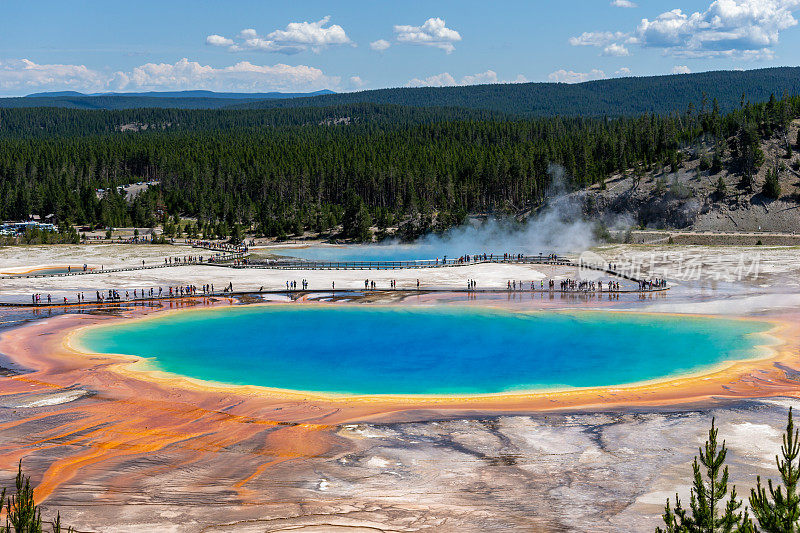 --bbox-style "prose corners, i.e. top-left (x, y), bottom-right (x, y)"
top-left (0, 252), bottom-right (667, 307)
top-left (237, 256), bottom-right (649, 284)
top-left (0, 286), bottom-right (669, 309)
